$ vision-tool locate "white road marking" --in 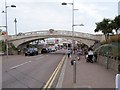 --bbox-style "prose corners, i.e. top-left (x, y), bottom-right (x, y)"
top-left (56, 56), bottom-right (67, 88)
top-left (9, 61), bottom-right (31, 70)
top-left (35, 57), bottom-right (43, 60)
